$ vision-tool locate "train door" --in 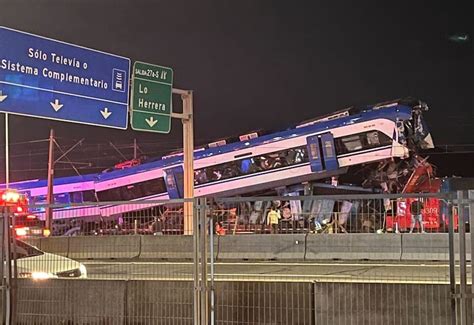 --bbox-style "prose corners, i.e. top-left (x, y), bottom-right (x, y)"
top-left (306, 132), bottom-right (339, 172)
top-left (164, 166), bottom-right (185, 199)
